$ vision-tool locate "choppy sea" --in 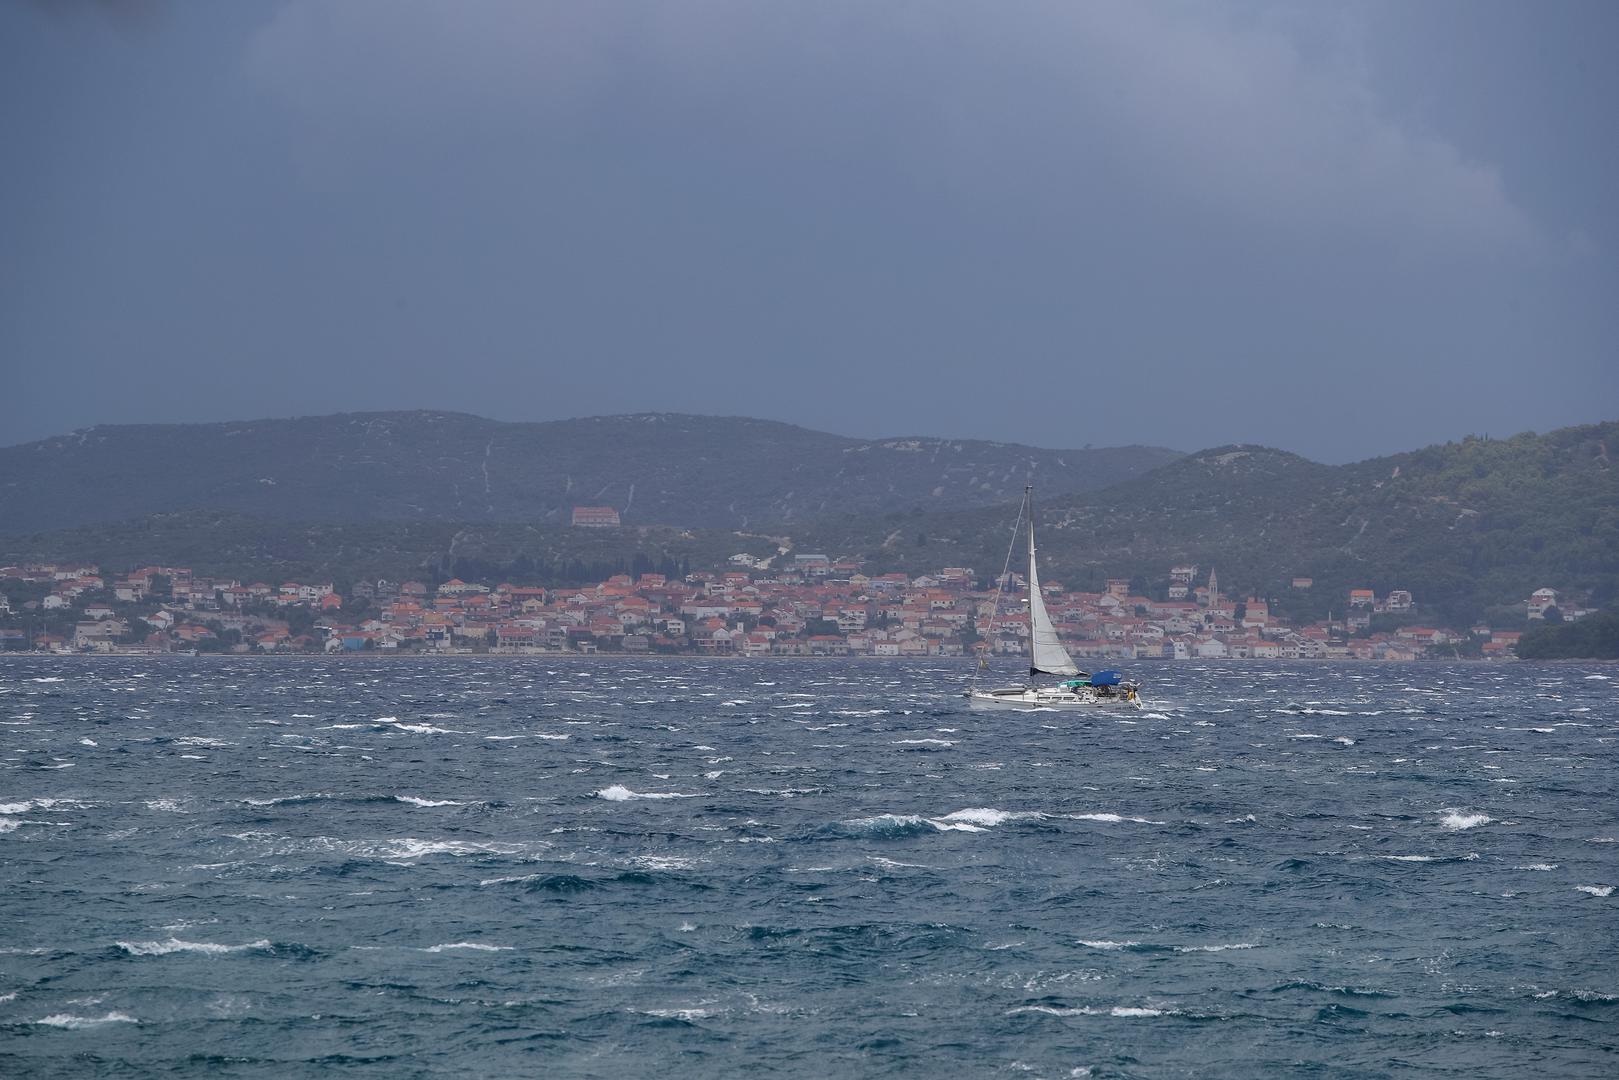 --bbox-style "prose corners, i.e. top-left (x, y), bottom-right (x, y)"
top-left (2, 657), bottom-right (1616, 1078)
